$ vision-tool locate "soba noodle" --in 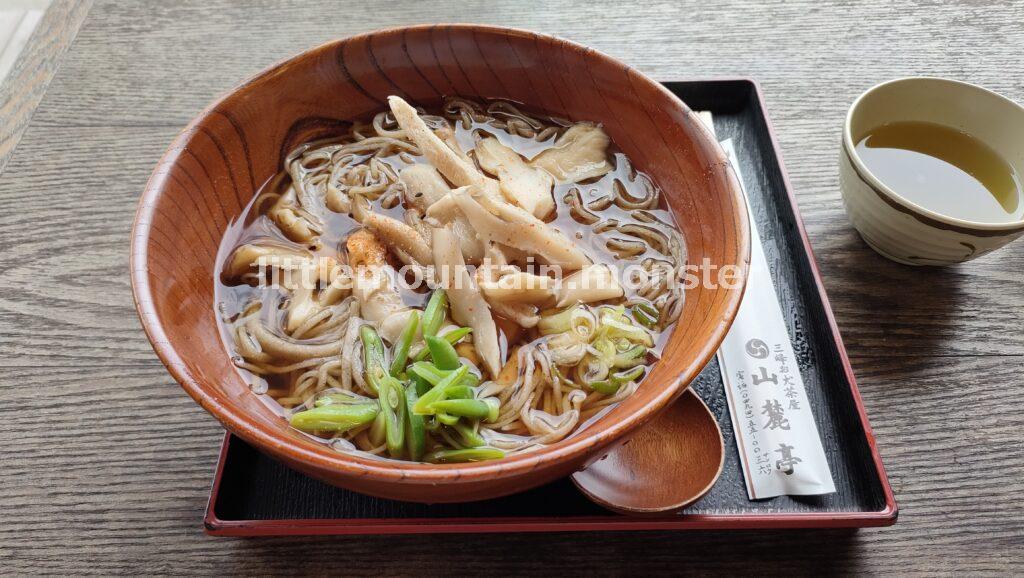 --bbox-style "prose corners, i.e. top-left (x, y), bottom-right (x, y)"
top-left (214, 96), bottom-right (687, 463)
